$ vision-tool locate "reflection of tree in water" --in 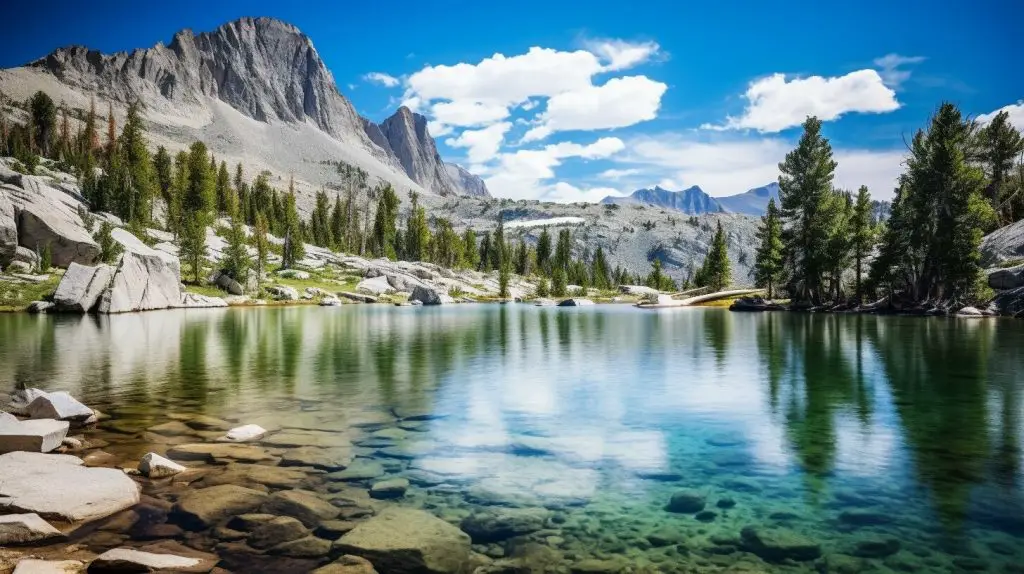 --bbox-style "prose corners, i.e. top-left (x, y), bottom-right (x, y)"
top-left (703, 309), bottom-right (730, 363)
top-left (866, 318), bottom-right (1000, 529)
top-left (755, 313), bottom-right (870, 497)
